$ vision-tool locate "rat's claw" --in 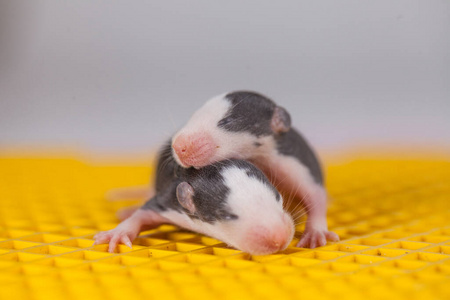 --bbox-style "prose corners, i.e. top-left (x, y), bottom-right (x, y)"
top-left (92, 211), bottom-right (147, 252)
top-left (325, 231), bottom-right (340, 242)
top-left (109, 234), bottom-right (120, 253)
top-left (93, 231), bottom-right (112, 246)
top-left (297, 229), bottom-right (339, 248)
top-left (121, 235), bottom-right (133, 249)
top-left (93, 228), bottom-right (137, 253)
